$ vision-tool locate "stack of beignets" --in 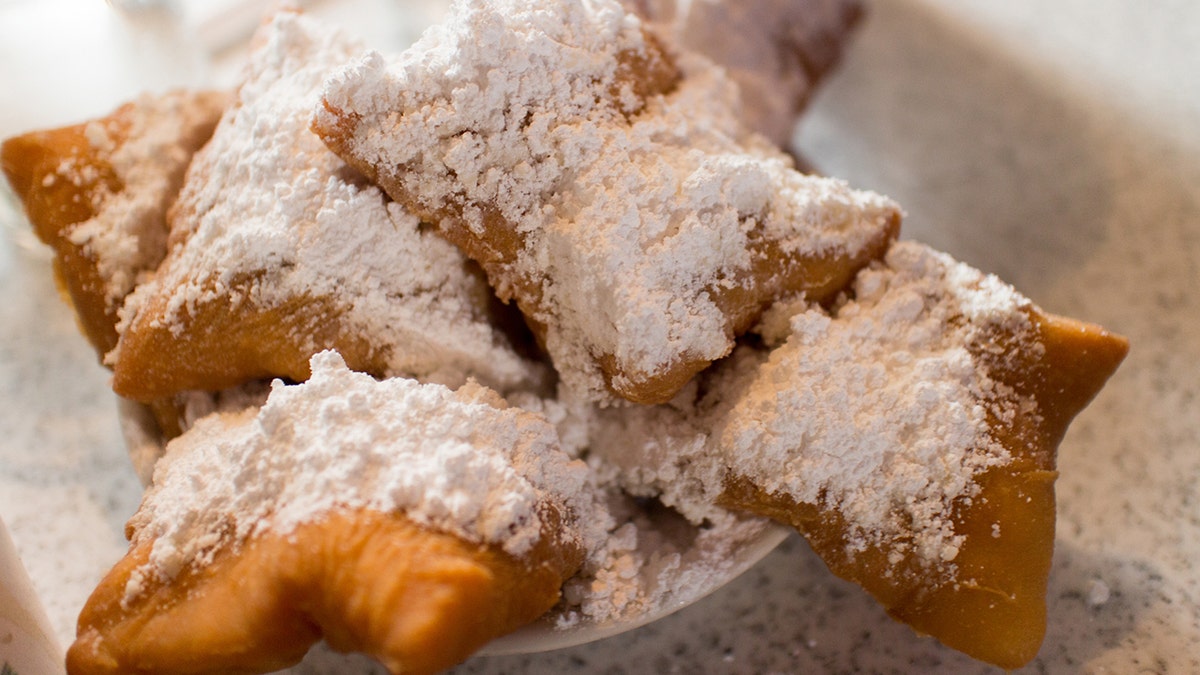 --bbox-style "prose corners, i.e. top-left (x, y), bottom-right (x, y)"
top-left (0, 0), bottom-right (1128, 673)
